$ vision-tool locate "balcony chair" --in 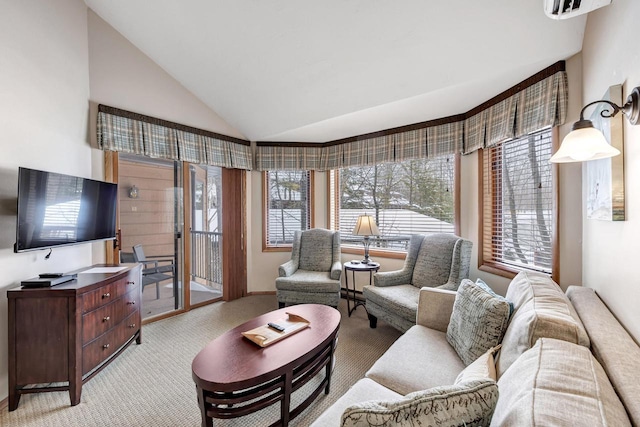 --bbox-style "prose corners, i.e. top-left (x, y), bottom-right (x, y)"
top-left (364, 233), bottom-right (472, 333)
top-left (131, 244), bottom-right (177, 306)
top-left (275, 229), bottom-right (342, 309)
